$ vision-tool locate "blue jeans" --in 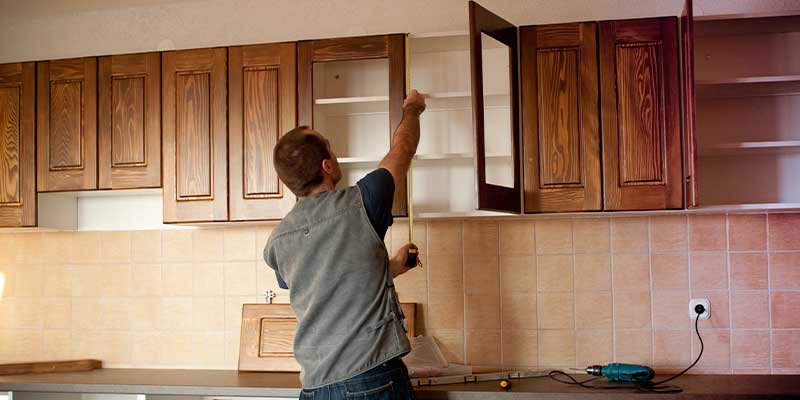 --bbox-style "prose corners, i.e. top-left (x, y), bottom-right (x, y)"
top-left (299, 358), bottom-right (415, 400)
